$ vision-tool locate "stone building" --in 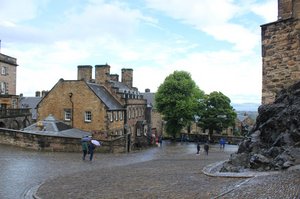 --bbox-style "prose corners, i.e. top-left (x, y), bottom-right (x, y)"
top-left (262, 0), bottom-right (300, 104)
top-left (0, 53), bottom-right (18, 108)
top-left (19, 91), bottom-right (44, 122)
top-left (235, 113), bottom-right (255, 136)
top-left (0, 52), bottom-right (31, 129)
top-left (142, 88), bottom-right (164, 143)
top-left (37, 64), bottom-right (148, 151)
